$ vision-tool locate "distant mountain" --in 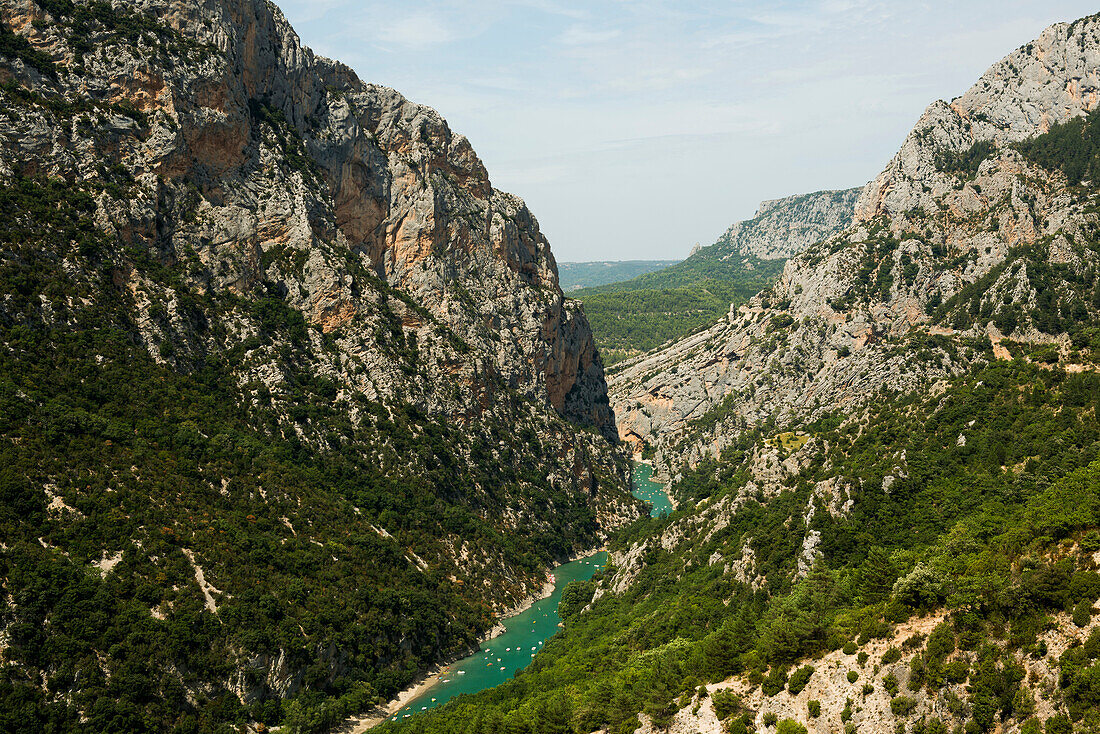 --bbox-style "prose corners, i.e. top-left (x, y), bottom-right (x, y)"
top-left (611, 13), bottom-right (1100, 471)
top-left (558, 260), bottom-right (681, 291)
top-left (716, 188), bottom-right (862, 260)
top-left (573, 189), bottom-right (860, 365)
